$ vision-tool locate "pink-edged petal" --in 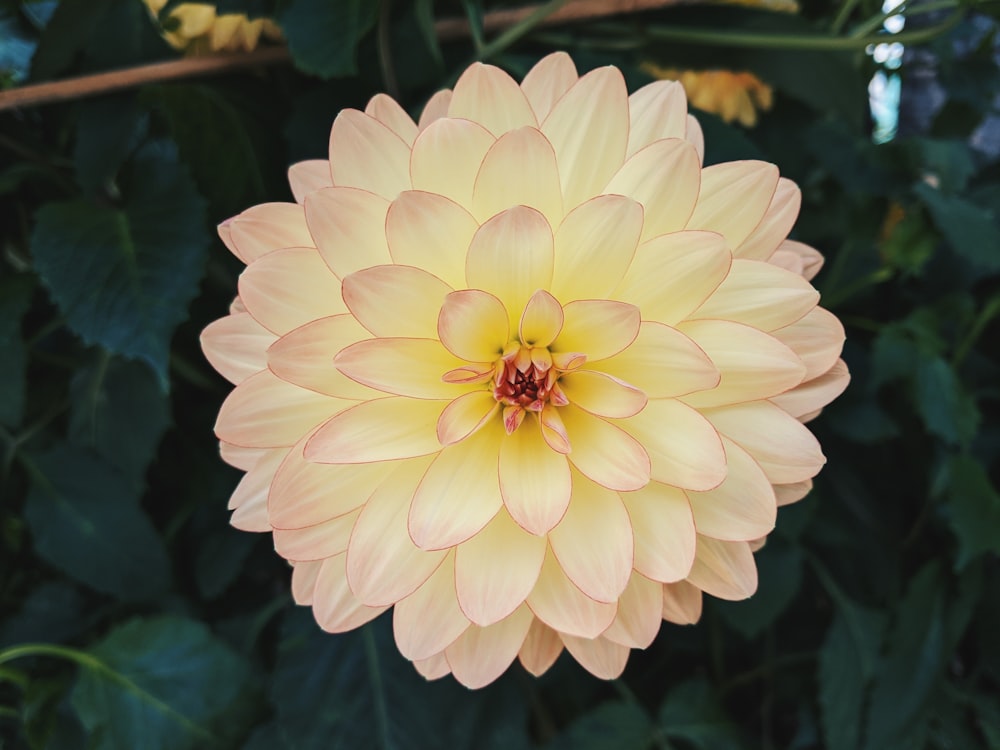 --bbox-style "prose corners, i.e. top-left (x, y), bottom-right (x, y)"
top-left (329, 109), bottom-right (411, 200)
top-left (775, 479), bottom-right (812, 507)
top-left (604, 139), bottom-right (701, 242)
top-left (692, 258), bottom-right (819, 332)
top-left (227, 448), bottom-right (283, 512)
top-left (771, 306), bottom-right (845, 380)
top-left (596, 322), bottom-right (719, 399)
top-left (627, 80), bottom-right (688, 157)
top-left (413, 653), bottom-right (451, 681)
top-left (662, 580), bottom-right (703, 624)
top-left (687, 537), bottom-right (758, 601)
top-left (227, 203), bottom-right (314, 264)
top-left (560, 635), bottom-right (629, 680)
top-left (393, 552), bottom-right (470, 661)
top-left (201, 312), bottom-right (276, 384)
top-left (305, 397), bottom-right (446, 464)
top-left (437, 289), bottom-right (509, 362)
top-left (518, 618), bottom-right (564, 676)
top-left (552, 300), bottom-right (640, 362)
top-left (769, 239), bottom-right (824, 281)
top-left (540, 404), bottom-right (571, 454)
top-left (621, 482), bottom-right (696, 583)
top-left (267, 315), bottom-right (375, 400)
top-left (230, 483), bottom-right (271, 532)
top-left (417, 89), bottom-right (452, 130)
top-left (346, 457), bottom-right (447, 606)
top-left (238, 248), bottom-right (346, 335)
top-left (560, 406), bottom-right (649, 492)
top-left (686, 161), bottom-right (779, 249)
top-left (471, 126), bottom-right (563, 226)
top-left (614, 231), bottom-right (731, 326)
top-left (466, 206), bottom-right (554, 329)
top-left (408, 422), bottom-right (504, 550)
top-left (602, 573), bottom-right (663, 648)
top-left (550, 474), bottom-right (634, 602)
top-left (342, 264), bottom-right (453, 338)
top-left (304, 187), bottom-right (392, 278)
top-left (559, 371), bottom-right (646, 418)
top-left (436, 390), bottom-right (499, 446)
top-left (519, 289), bottom-right (563, 348)
top-left (772, 359), bottom-right (850, 420)
top-left (365, 92), bottom-right (418, 145)
top-left (448, 62), bottom-right (537, 136)
top-left (552, 194), bottom-right (642, 301)
top-left (445, 604), bottom-right (534, 689)
top-left (620, 399), bottom-right (726, 491)
top-left (455, 509), bottom-right (546, 626)
top-left (527, 548), bottom-right (618, 638)
top-left (215, 370), bottom-right (348, 448)
top-left (542, 66), bottom-right (629, 208)
top-left (686, 114), bottom-right (705, 163)
top-left (273, 508), bottom-right (359, 561)
top-left (735, 177), bottom-right (800, 260)
top-left (334, 337), bottom-right (468, 400)
top-left (521, 51), bottom-right (578, 122)
top-left (312, 554), bottom-right (388, 633)
top-left (288, 160), bottom-right (333, 204)
top-left (410, 117), bottom-right (495, 207)
top-left (291, 560), bottom-right (322, 605)
top-left (687, 437), bottom-right (776, 541)
top-left (499, 416), bottom-right (572, 534)
top-left (220, 441), bottom-right (268, 471)
top-left (703, 400), bottom-right (825, 484)
top-left (386, 191), bottom-right (478, 290)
